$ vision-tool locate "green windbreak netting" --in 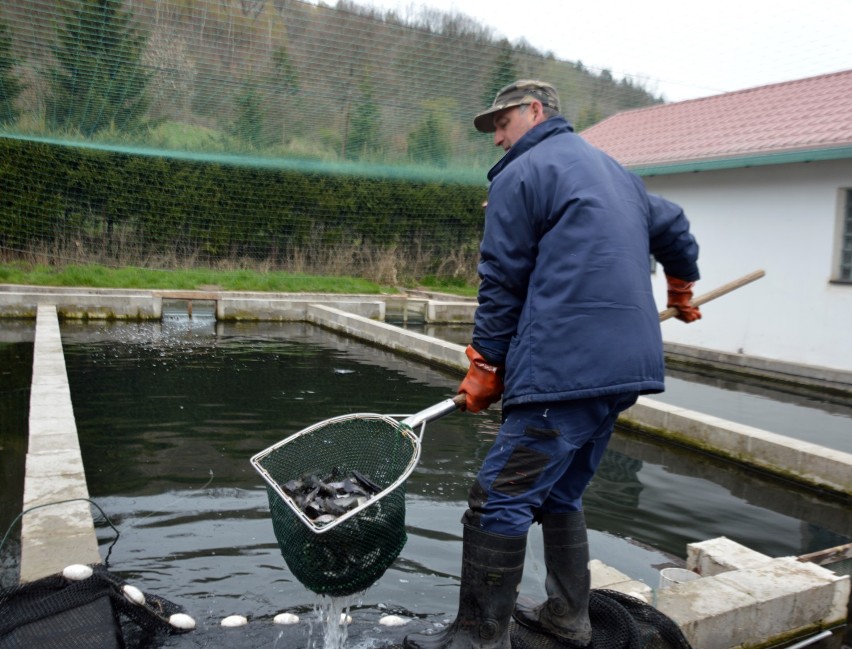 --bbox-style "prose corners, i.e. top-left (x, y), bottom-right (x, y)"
top-left (0, 0), bottom-right (658, 282)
